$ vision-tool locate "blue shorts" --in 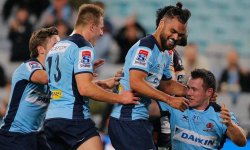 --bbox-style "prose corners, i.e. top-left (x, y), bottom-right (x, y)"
top-left (108, 117), bottom-right (156, 150)
top-left (43, 118), bottom-right (99, 150)
top-left (0, 129), bottom-right (50, 150)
